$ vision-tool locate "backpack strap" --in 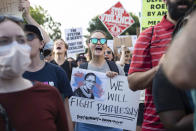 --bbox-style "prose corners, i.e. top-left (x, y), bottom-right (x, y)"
top-left (106, 60), bottom-right (119, 74)
top-left (150, 26), bottom-right (154, 45)
top-left (79, 62), bottom-right (88, 69)
top-left (79, 60), bottom-right (119, 74)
